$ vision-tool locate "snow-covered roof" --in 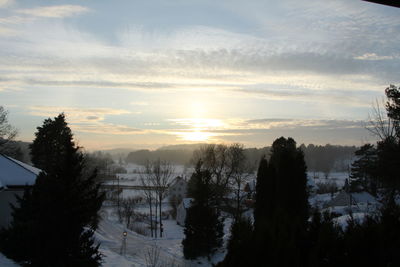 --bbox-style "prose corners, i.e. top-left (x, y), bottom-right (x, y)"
top-left (0, 154), bottom-right (41, 186)
top-left (325, 191), bottom-right (378, 208)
